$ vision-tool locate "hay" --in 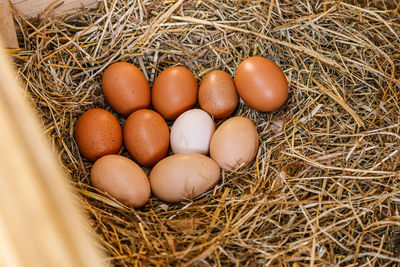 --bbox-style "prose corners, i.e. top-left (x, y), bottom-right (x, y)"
top-left (12, 0), bottom-right (400, 265)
